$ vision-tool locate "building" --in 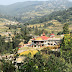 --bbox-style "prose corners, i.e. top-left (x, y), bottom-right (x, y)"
top-left (19, 32), bottom-right (62, 48)
top-left (32, 32), bottom-right (49, 47)
top-left (50, 33), bottom-right (55, 38)
top-left (31, 33), bottom-right (62, 48)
